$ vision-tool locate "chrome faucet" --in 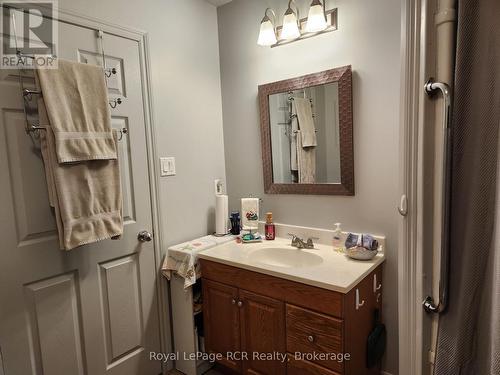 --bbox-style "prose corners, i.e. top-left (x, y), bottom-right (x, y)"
top-left (289, 233), bottom-right (317, 249)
